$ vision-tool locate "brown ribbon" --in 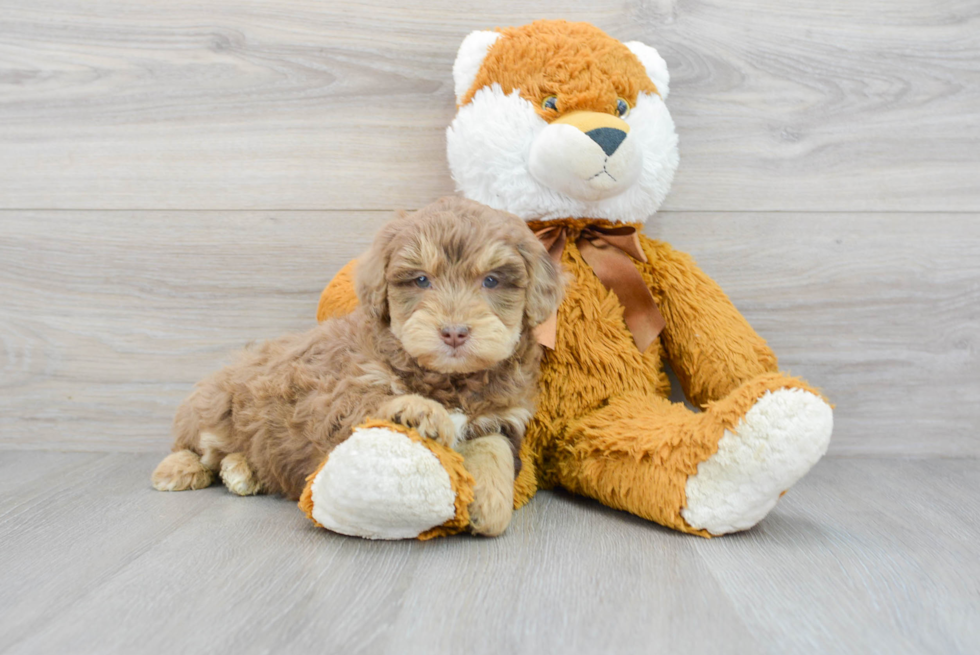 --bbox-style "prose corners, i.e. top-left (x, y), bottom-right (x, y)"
top-left (533, 224), bottom-right (666, 352)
